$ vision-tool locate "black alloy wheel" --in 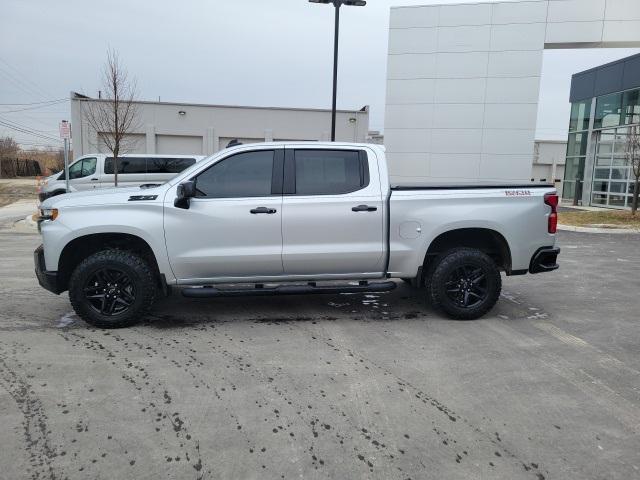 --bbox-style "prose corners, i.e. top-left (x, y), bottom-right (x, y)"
top-left (83, 267), bottom-right (136, 316)
top-left (69, 249), bottom-right (157, 328)
top-left (427, 248), bottom-right (502, 320)
top-left (444, 265), bottom-right (488, 308)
